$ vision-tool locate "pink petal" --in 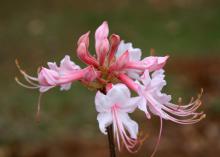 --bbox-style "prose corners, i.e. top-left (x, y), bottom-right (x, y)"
top-left (109, 50), bottom-right (129, 72)
top-left (60, 55), bottom-right (80, 71)
top-left (142, 56), bottom-right (169, 71)
top-left (38, 67), bottom-right (59, 86)
top-left (77, 31), bottom-right (90, 48)
top-left (95, 21), bottom-right (109, 40)
top-left (83, 66), bottom-right (100, 82)
top-left (117, 73), bottom-right (139, 92)
top-left (108, 34), bottom-right (121, 63)
top-left (77, 42), bottom-right (99, 67)
top-left (95, 21), bottom-right (110, 65)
